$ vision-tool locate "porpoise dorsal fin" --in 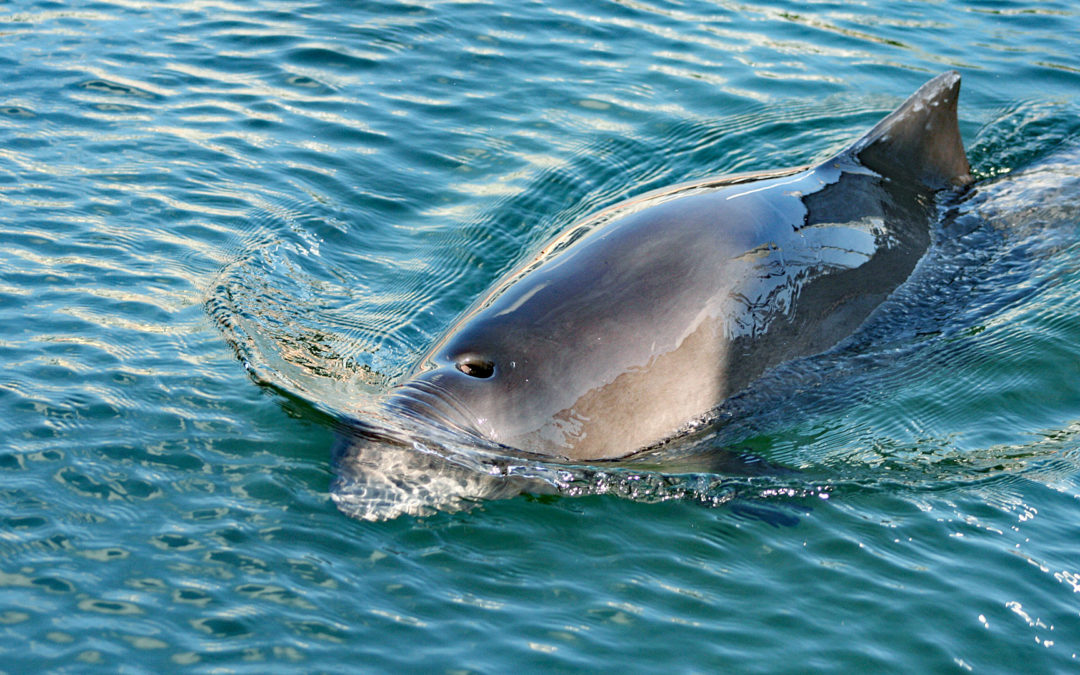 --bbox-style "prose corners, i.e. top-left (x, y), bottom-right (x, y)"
top-left (843, 71), bottom-right (972, 190)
